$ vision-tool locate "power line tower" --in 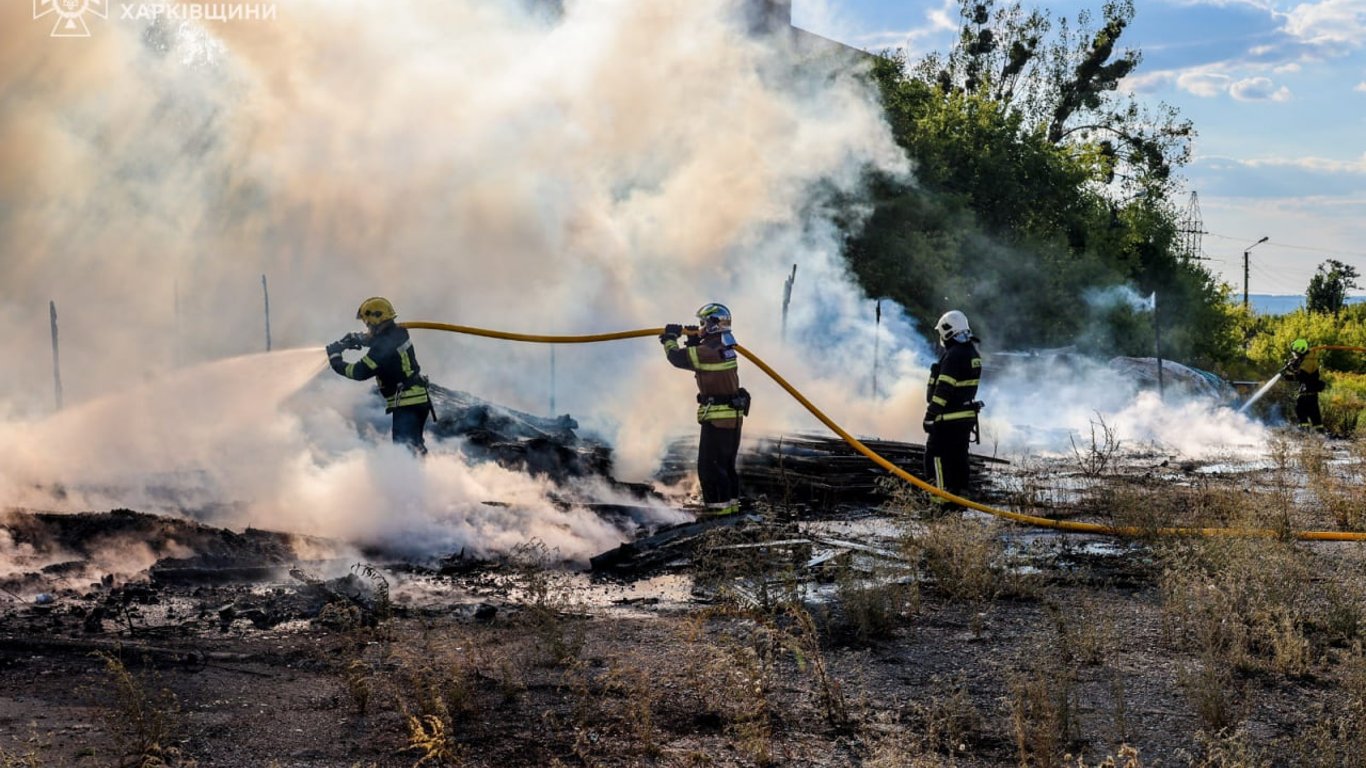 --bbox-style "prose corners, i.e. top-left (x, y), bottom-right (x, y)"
top-left (1176, 191), bottom-right (1205, 262)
